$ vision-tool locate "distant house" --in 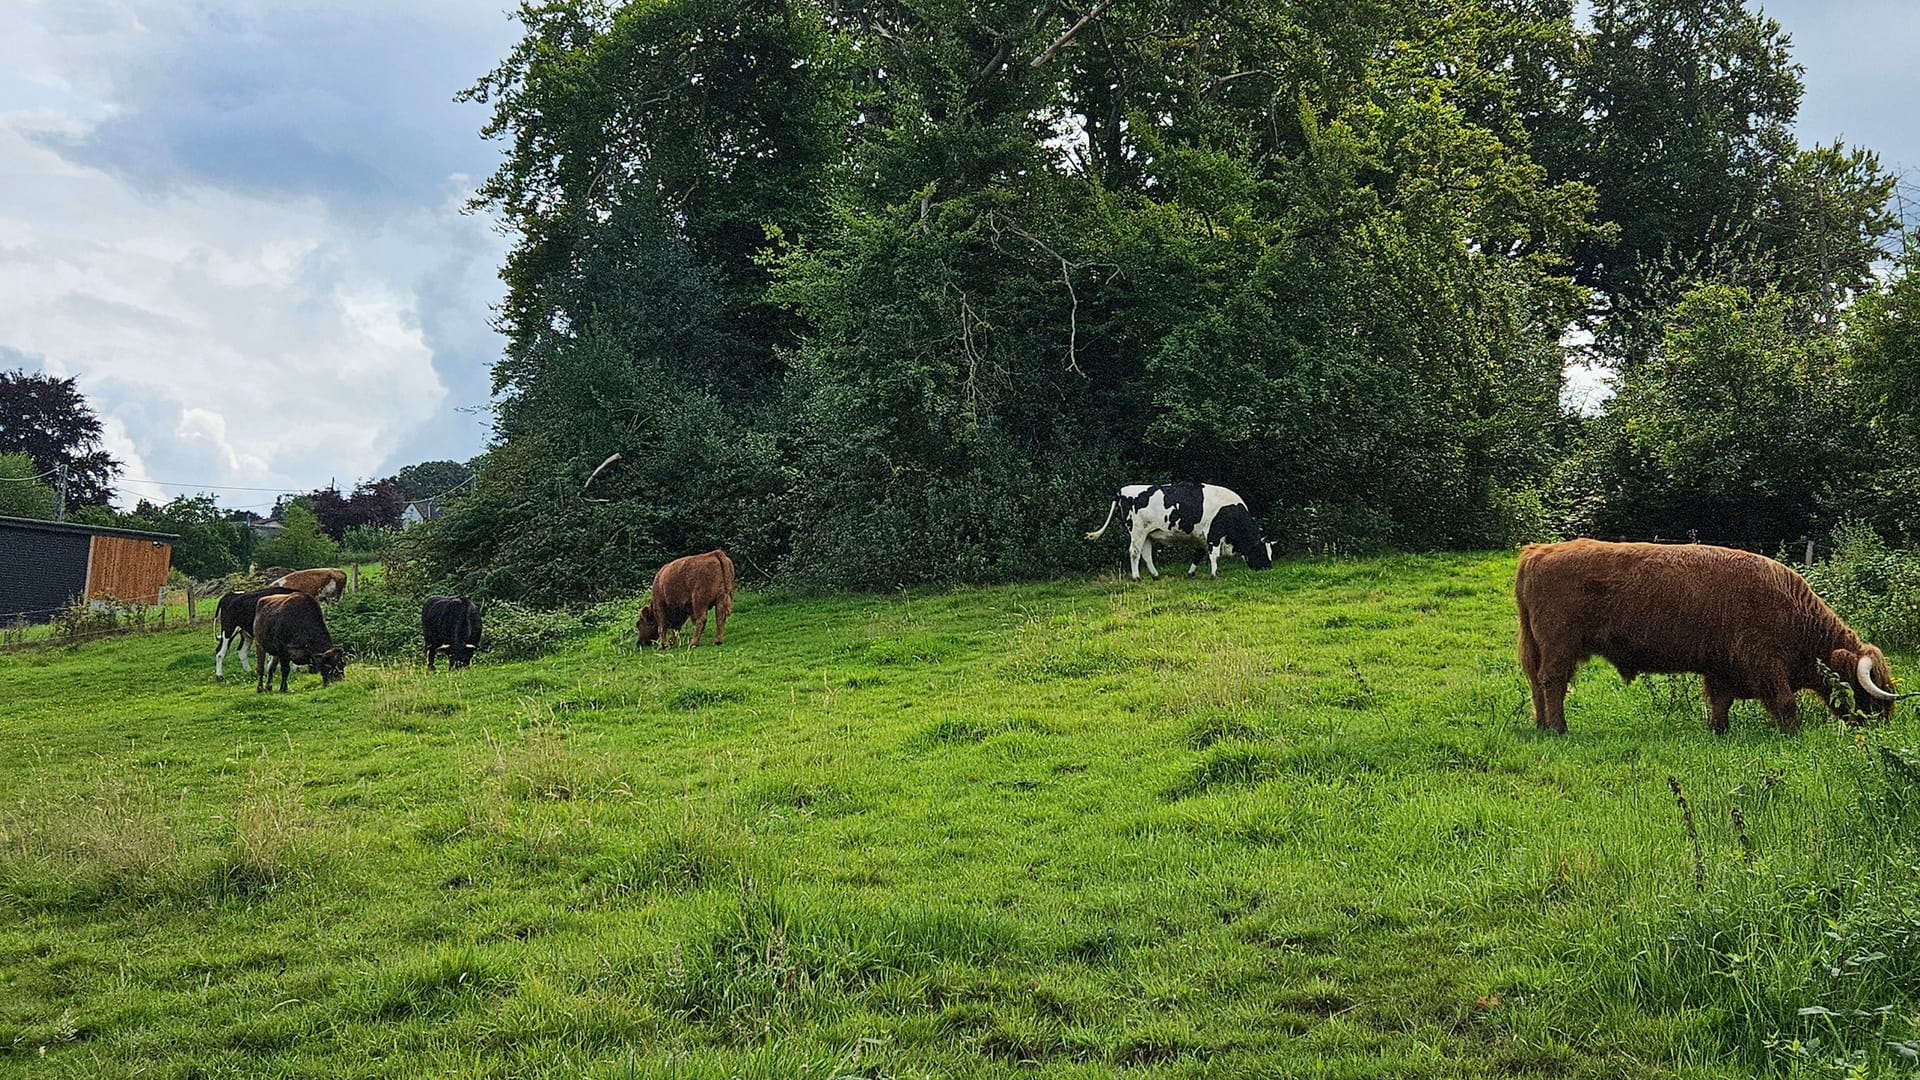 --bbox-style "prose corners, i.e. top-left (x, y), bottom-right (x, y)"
top-left (0, 516), bottom-right (176, 624)
top-left (401, 500), bottom-right (437, 526)
top-left (240, 513), bottom-right (284, 541)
